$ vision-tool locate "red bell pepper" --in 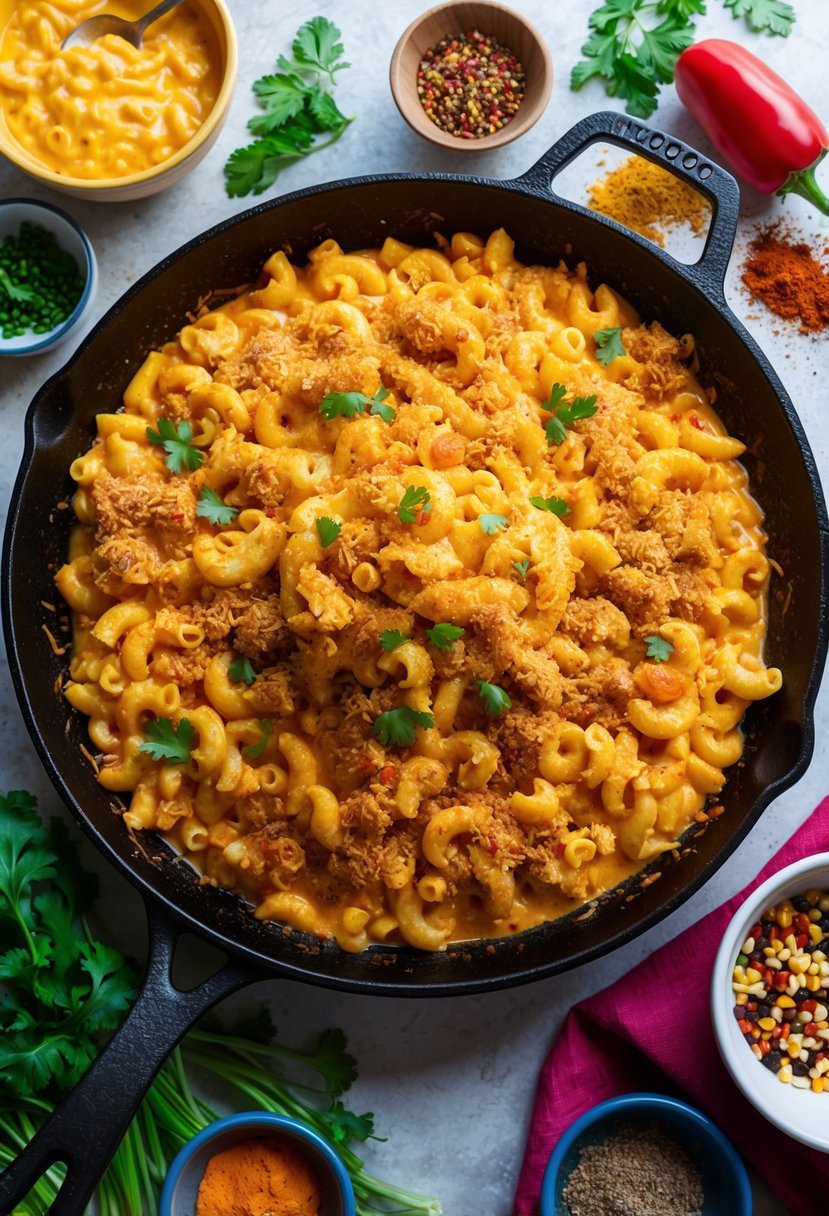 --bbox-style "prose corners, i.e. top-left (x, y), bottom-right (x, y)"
top-left (675, 39), bottom-right (829, 216)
